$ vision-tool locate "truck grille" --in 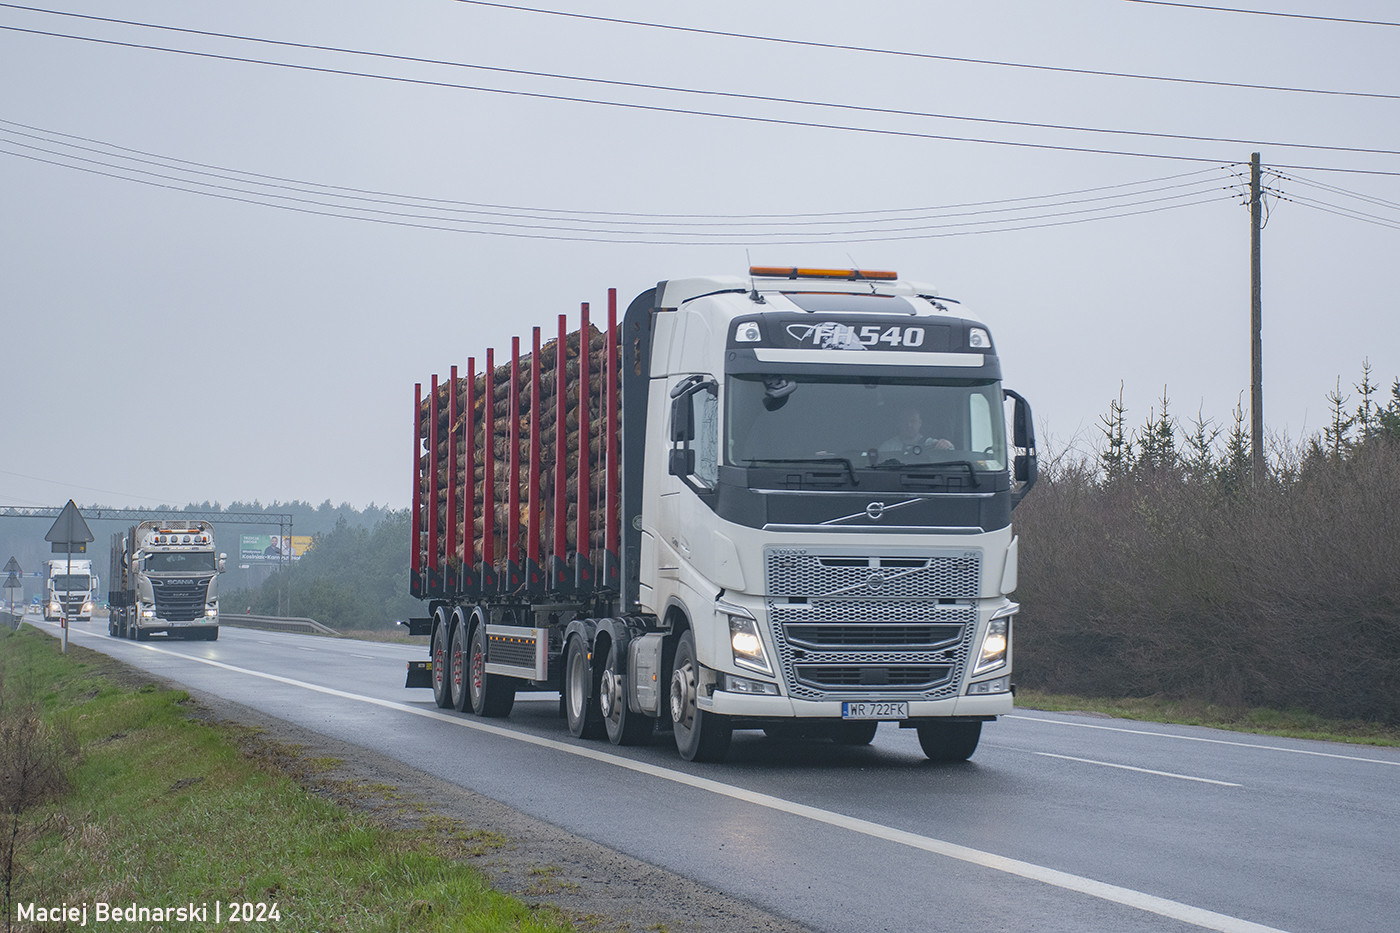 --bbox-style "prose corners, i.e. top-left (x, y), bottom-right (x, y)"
top-left (151, 579), bottom-right (210, 622)
top-left (764, 548), bottom-right (979, 701)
